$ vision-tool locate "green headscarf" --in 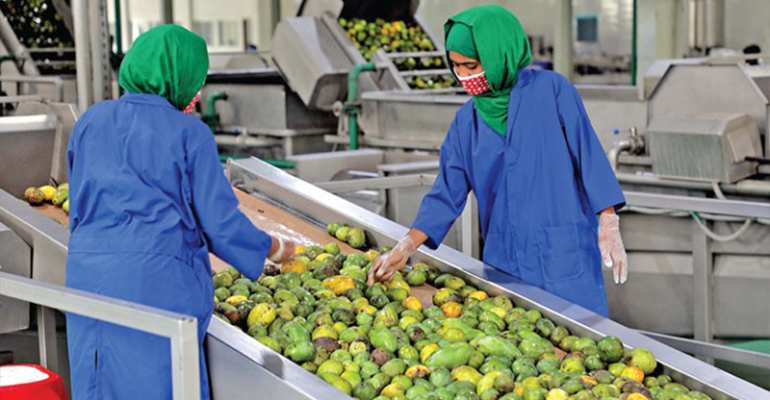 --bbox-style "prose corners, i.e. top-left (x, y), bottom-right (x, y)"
top-left (119, 25), bottom-right (209, 110)
top-left (445, 5), bottom-right (532, 136)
